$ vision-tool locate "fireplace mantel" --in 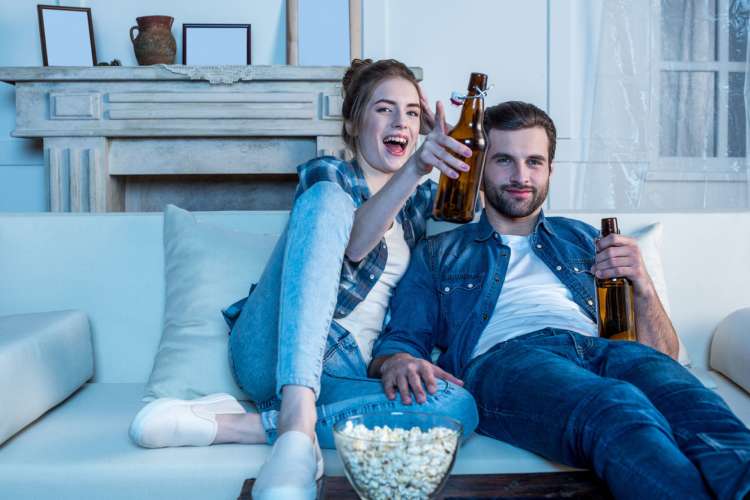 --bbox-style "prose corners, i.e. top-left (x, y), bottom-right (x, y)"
top-left (0, 65), bottom-right (421, 212)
